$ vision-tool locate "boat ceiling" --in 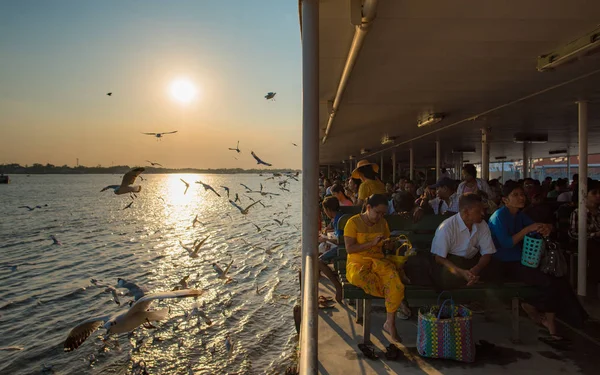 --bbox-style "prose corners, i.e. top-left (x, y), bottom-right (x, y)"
top-left (316, 0), bottom-right (600, 165)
